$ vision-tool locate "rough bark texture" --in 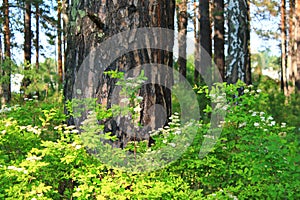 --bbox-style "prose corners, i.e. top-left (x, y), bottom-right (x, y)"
top-left (281, 0), bottom-right (288, 95)
top-left (199, 0), bottom-right (212, 84)
top-left (288, 0), bottom-right (296, 95)
top-left (57, 0), bottom-right (63, 83)
top-left (176, 0), bottom-right (187, 81)
top-left (1, 0), bottom-right (11, 105)
top-left (35, 2), bottom-right (39, 69)
top-left (24, 1), bottom-right (31, 64)
top-left (64, 0), bottom-right (175, 148)
top-left (295, 0), bottom-right (300, 91)
top-left (0, 36), bottom-right (4, 107)
top-left (226, 0), bottom-right (251, 85)
top-left (213, 0), bottom-right (224, 81)
top-left (194, 1), bottom-right (200, 84)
